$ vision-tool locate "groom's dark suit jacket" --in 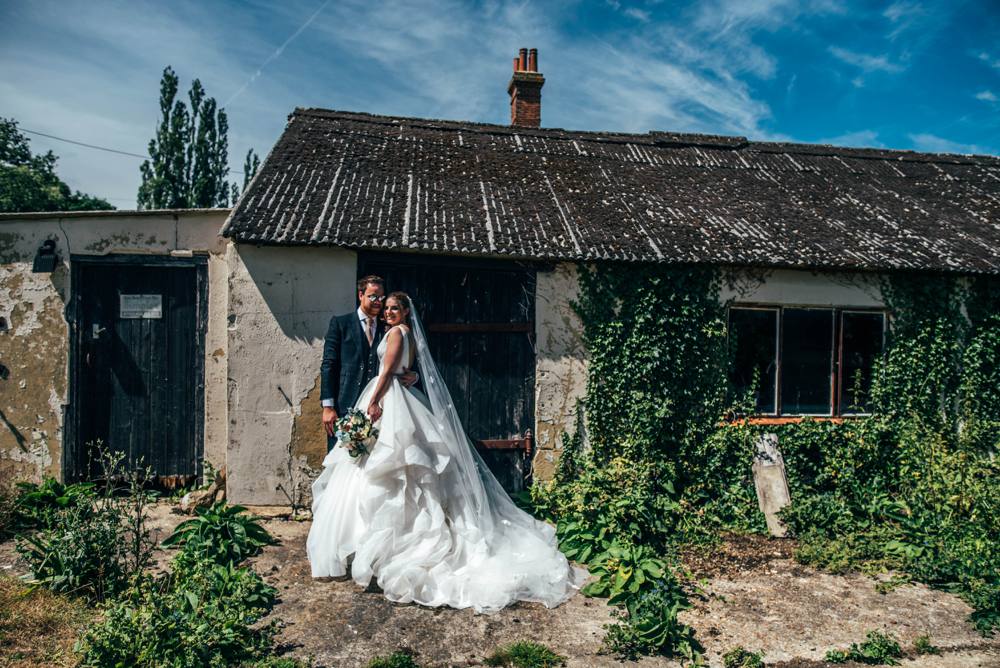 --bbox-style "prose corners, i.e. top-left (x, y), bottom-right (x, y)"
top-left (320, 311), bottom-right (384, 451)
